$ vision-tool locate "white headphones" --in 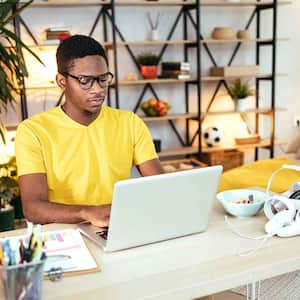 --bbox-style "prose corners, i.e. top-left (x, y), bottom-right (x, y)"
top-left (264, 164), bottom-right (300, 237)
